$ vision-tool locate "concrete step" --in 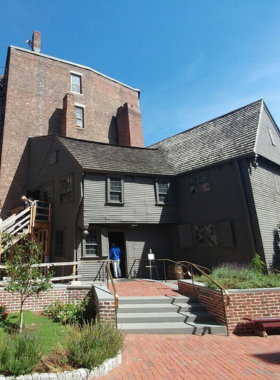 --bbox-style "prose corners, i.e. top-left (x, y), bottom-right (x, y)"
top-left (118, 296), bottom-right (197, 305)
top-left (117, 294), bottom-right (226, 335)
top-left (117, 311), bottom-right (216, 323)
top-left (117, 321), bottom-right (227, 335)
top-left (117, 302), bottom-right (207, 314)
